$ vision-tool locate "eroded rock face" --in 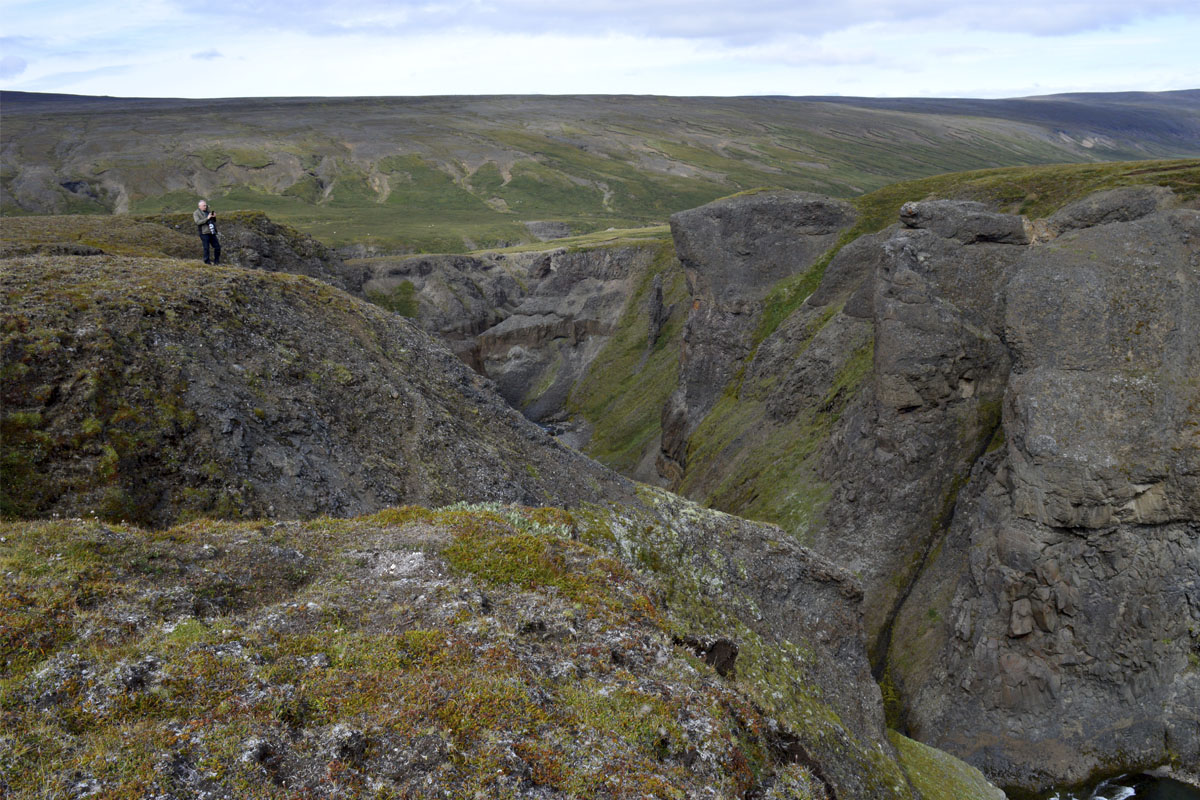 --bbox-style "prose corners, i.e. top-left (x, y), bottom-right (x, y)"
top-left (817, 204), bottom-right (1027, 655)
top-left (660, 191), bottom-right (857, 479)
top-left (1, 255), bottom-right (633, 525)
top-left (888, 199), bottom-right (1200, 791)
top-left (648, 185), bottom-right (1197, 791)
top-left (361, 245), bottom-right (659, 421)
